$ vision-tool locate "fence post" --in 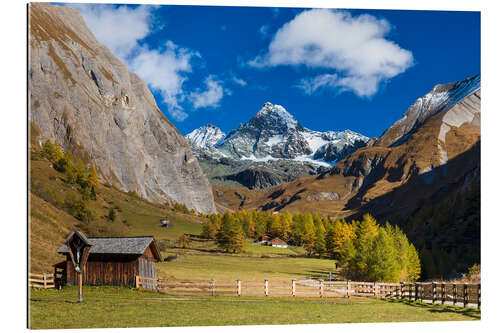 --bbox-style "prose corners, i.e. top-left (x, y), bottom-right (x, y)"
top-left (136, 275), bottom-right (140, 289)
top-left (478, 284), bottom-right (481, 310)
top-left (264, 279), bottom-right (269, 296)
top-left (453, 283), bottom-right (457, 306)
top-left (292, 279), bottom-right (296, 297)
top-left (43, 273), bottom-right (47, 289)
top-left (463, 284), bottom-right (468, 308)
top-left (374, 282), bottom-right (378, 298)
top-left (432, 282), bottom-right (436, 304)
top-left (211, 278), bottom-right (215, 296)
top-left (346, 280), bottom-right (350, 298)
top-left (237, 280), bottom-right (241, 296)
top-left (441, 283), bottom-right (446, 304)
top-left (414, 283), bottom-right (418, 301)
top-left (320, 280), bottom-right (324, 298)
